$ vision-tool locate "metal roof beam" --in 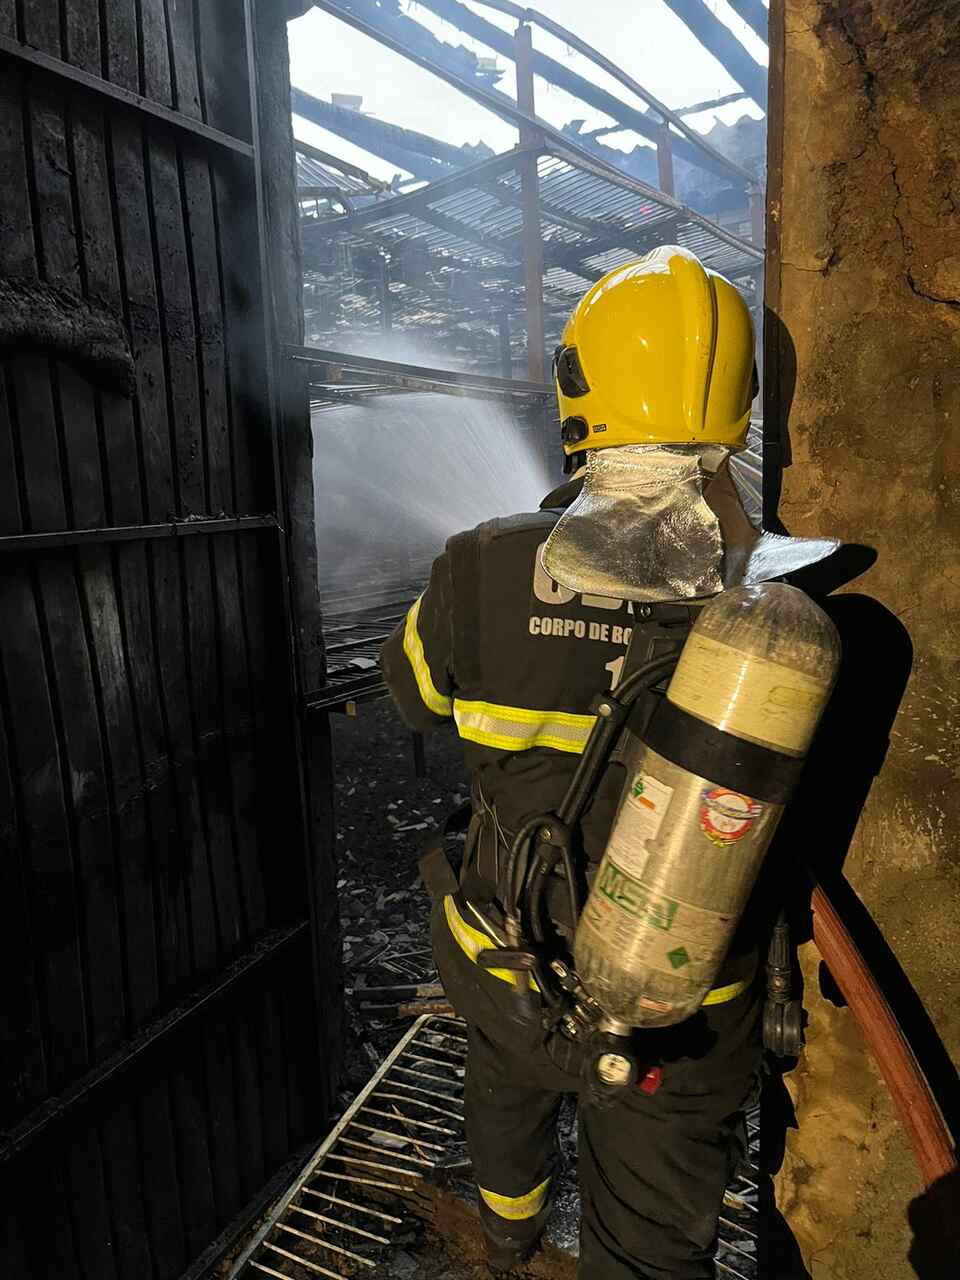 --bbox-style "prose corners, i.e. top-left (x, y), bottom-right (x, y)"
top-left (544, 219), bottom-right (678, 274)
top-left (423, 0), bottom-right (757, 182)
top-left (294, 136), bottom-right (391, 191)
top-left (547, 143), bottom-right (762, 262)
top-left (311, 0), bottom-right (762, 266)
top-left (292, 86), bottom-right (475, 168)
top-left (304, 141), bottom-right (761, 283)
top-left (306, 163), bottom-right (683, 274)
top-left (290, 89), bottom-right (619, 237)
top-left (302, 146), bottom-right (532, 236)
top-left (481, 174), bottom-right (641, 241)
top-left (296, 98), bottom-right (658, 242)
top-left (291, 88), bottom-right (453, 181)
top-left (287, 344), bottom-right (552, 395)
top-left (385, 203), bottom-right (520, 260)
